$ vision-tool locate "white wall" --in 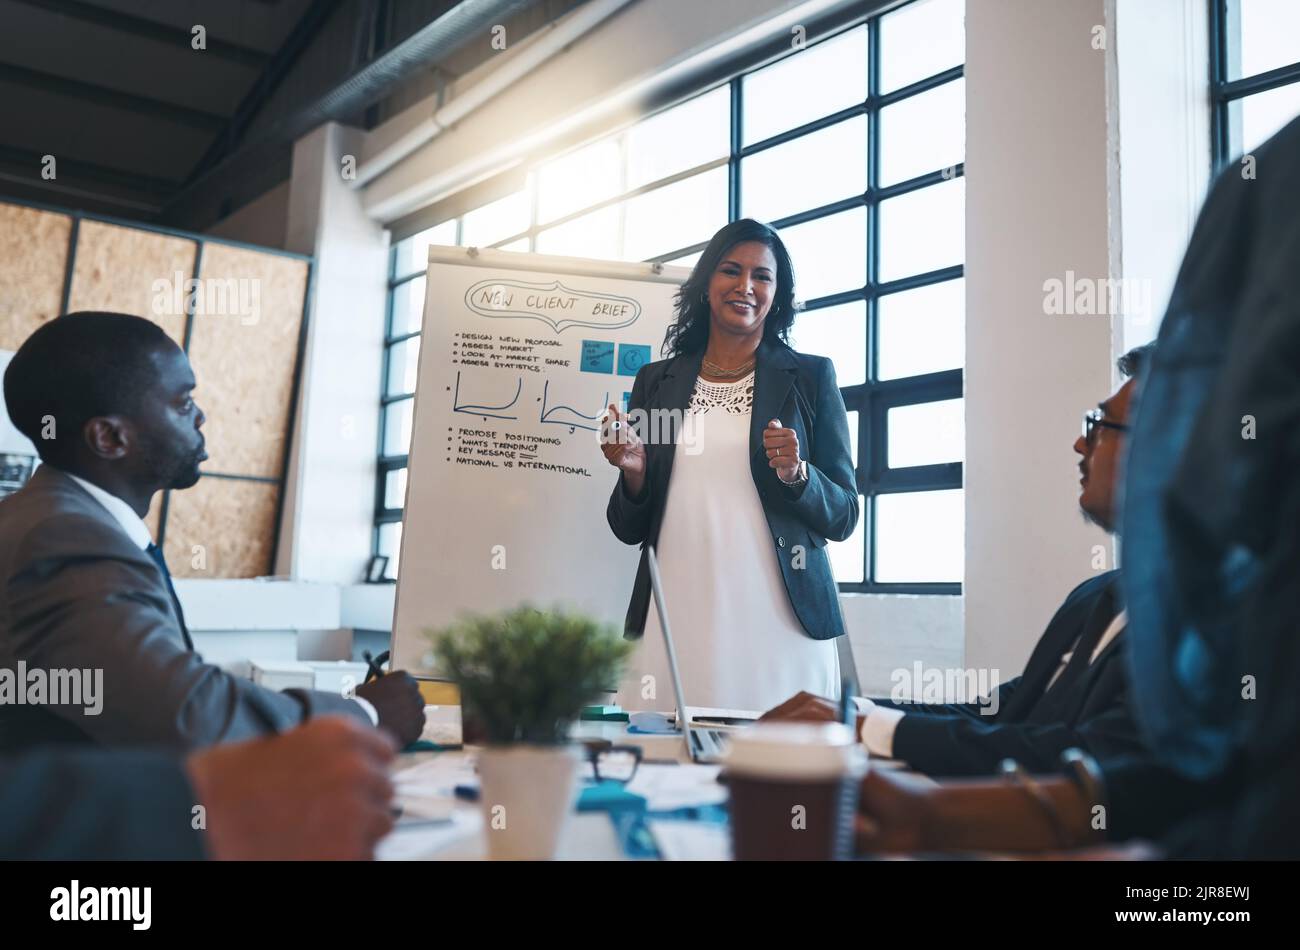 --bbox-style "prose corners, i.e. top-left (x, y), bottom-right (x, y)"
top-left (963, 0), bottom-right (1117, 677)
top-left (176, 579), bottom-right (380, 666)
top-left (278, 123), bottom-right (390, 584)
